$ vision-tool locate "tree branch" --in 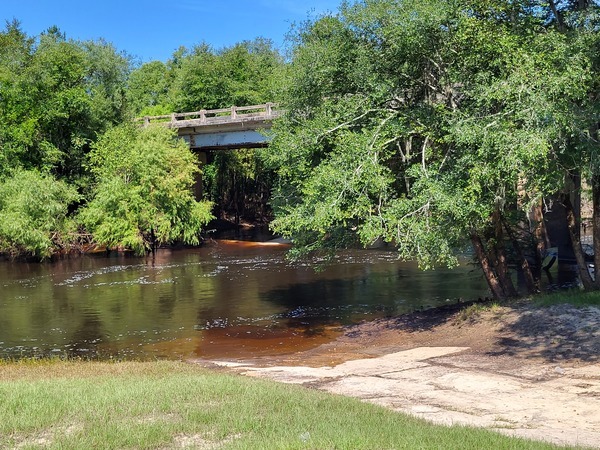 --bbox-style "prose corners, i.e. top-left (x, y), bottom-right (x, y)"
top-left (316, 109), bottom-right (382, 142)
